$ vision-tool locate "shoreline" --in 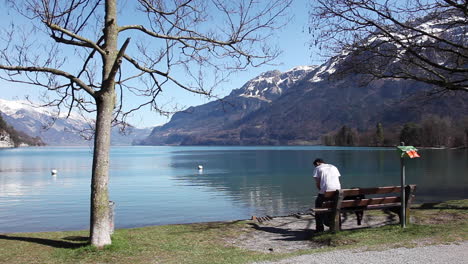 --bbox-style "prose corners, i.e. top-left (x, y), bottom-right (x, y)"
top-left (0, 199), bottom-right (464, 235)
top-left (5, 144), bottom-right (467, 149)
